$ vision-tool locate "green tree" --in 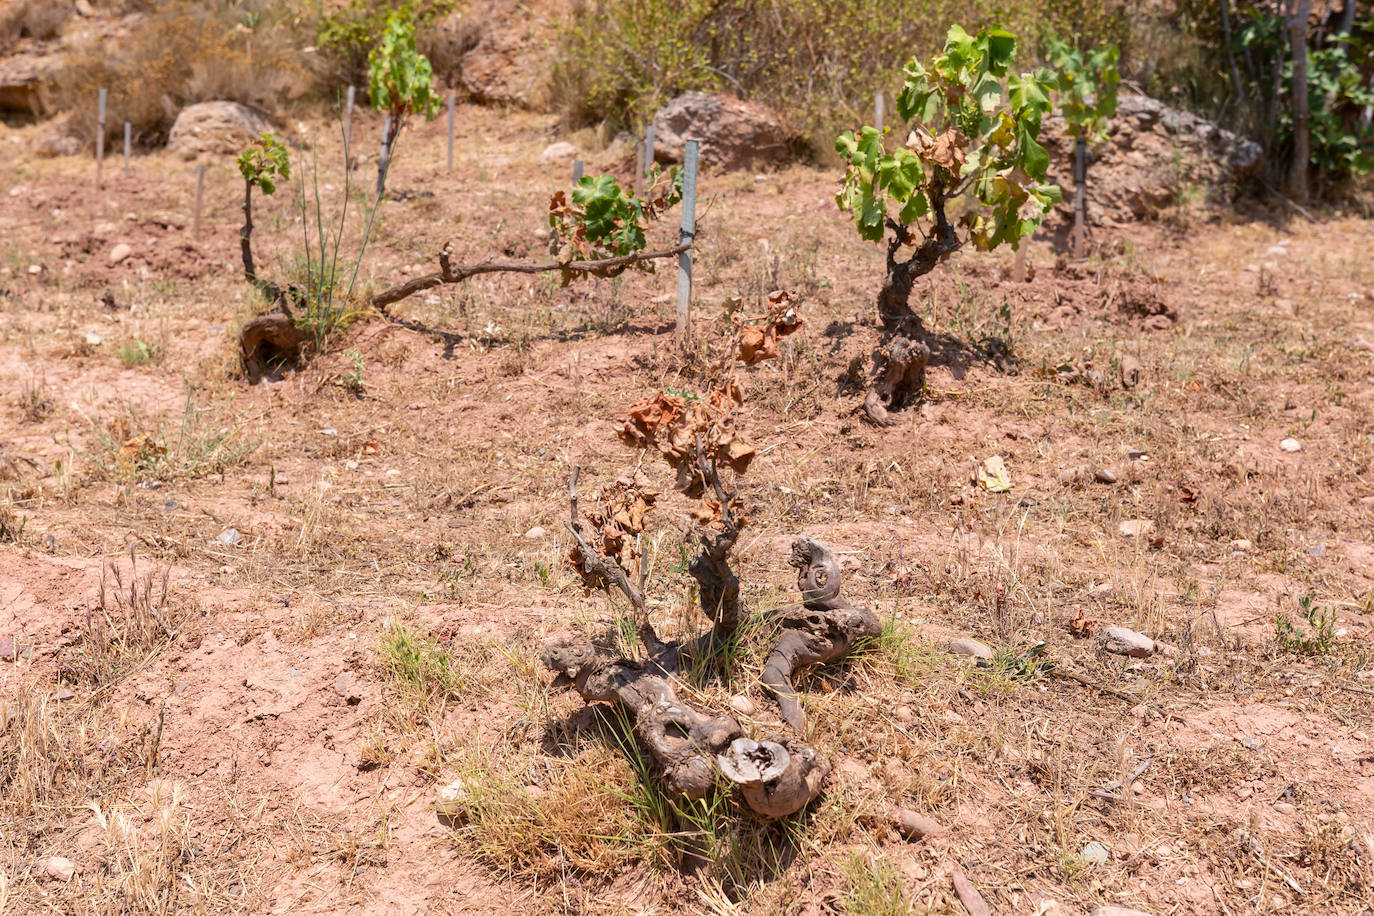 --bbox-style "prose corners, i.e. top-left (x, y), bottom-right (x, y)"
top-left (1046, 38), bottom-right (1119, 252)
top-left (235, 132), bottom-right (290, 292)
top-left (367, 12), bottom-right (441, 194)
top-left (834, 25), bottom-right (1060, 423)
